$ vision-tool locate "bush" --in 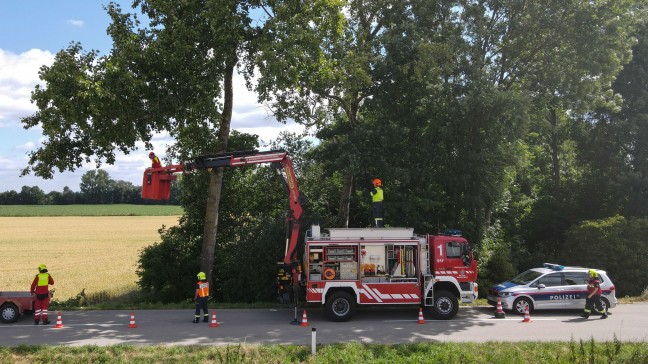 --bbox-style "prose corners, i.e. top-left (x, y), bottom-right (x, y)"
top-left (561, 216), bottom-right (648, 297)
